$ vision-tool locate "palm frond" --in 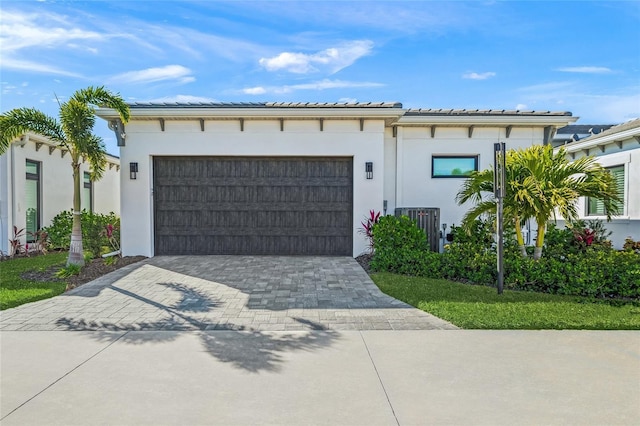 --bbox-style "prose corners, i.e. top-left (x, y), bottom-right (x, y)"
top-left (0, 108), bottom-right (65, 153)
top-left (71, 86), bottom-right (130, 122)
